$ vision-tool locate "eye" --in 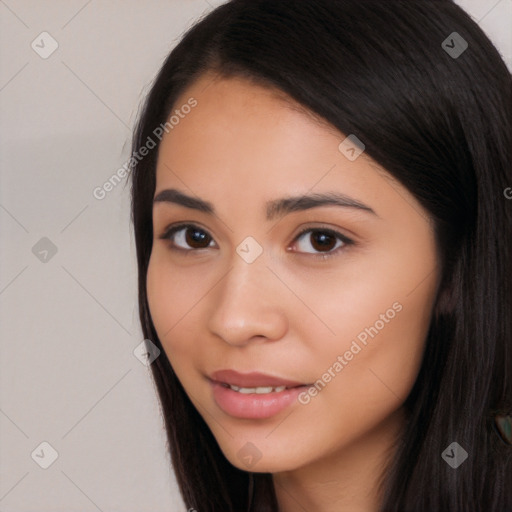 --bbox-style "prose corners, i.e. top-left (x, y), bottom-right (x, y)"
top-left (159, 223), bottom-right (215, 250)
top-left (159, 223), bottom-right (353, 259)
top-left (290, 227), bottom-right (353, 258)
